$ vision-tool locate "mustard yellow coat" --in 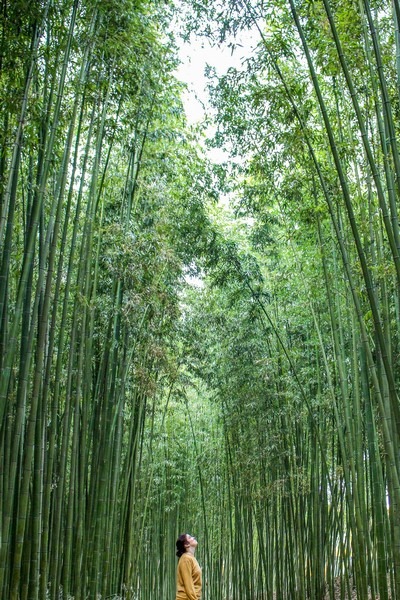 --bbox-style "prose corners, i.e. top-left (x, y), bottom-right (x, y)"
top-left (176, 553), bottom-right (202, 600)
